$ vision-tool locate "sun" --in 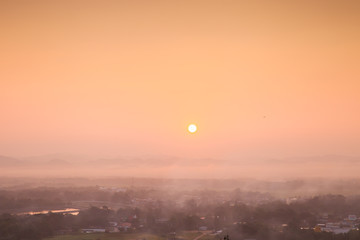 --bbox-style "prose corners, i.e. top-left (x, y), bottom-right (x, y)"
top-left (188, 124), bottom-right (197, 133)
